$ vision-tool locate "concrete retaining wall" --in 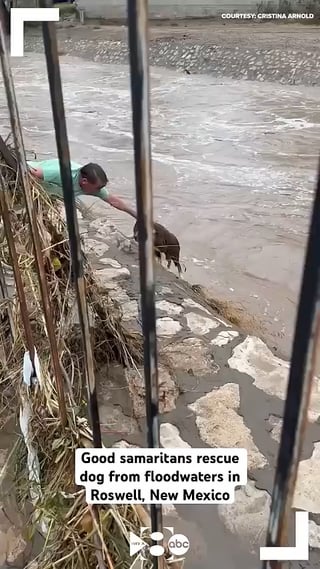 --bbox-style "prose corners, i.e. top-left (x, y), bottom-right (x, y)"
top-left (75, 0), bottom-right (260, 19)
top-left (15, 0), bottom-right (320, 19)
